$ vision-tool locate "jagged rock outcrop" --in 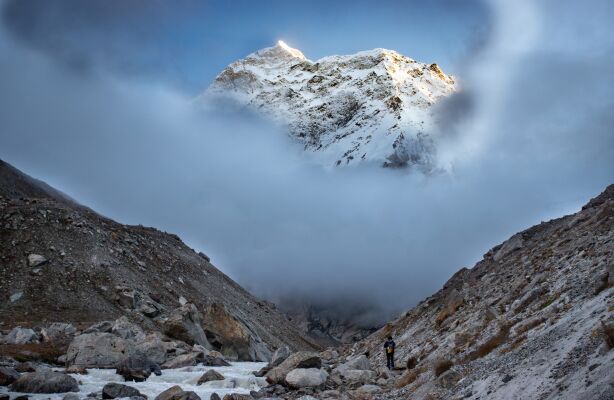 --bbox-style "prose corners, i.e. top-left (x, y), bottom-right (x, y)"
top-left (350, 184), bottom-right (614, 399)
top-left (0, 159), bottom-right (318, 361)
top-left (203, 42), bottom-right (456, 170)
